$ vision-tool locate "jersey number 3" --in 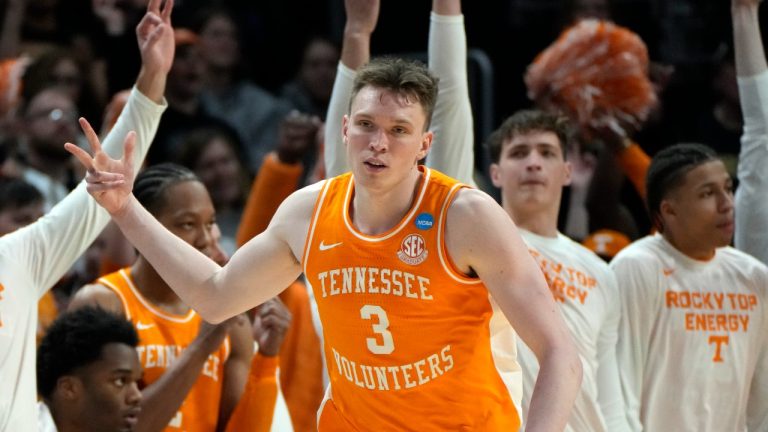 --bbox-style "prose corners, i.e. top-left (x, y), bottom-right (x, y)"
top-left (360, 305), bottom-right (394, 354)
